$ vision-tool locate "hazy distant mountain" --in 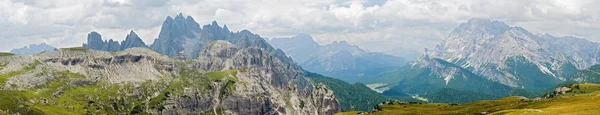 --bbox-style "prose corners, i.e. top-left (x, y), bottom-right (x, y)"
top-left (269, 34), bottom-right (406, 83)
top-left (83, 30), bottom-right (148, 51)
top-left (10, 43), bottom-right (57, 55)
top-left (382, 47), bottom-right (421, 61)
top-left (268, 33), bottom-right (320, 63)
